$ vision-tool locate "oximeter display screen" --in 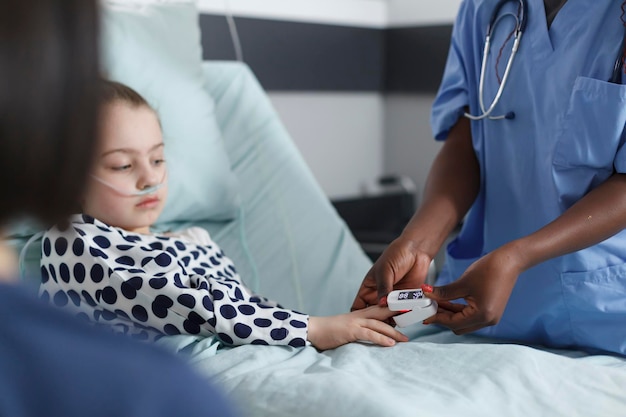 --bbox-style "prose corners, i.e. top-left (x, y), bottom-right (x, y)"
top-left (397, 290), bottom-right (423, 300)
